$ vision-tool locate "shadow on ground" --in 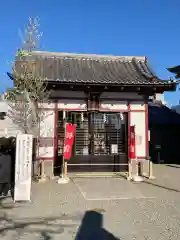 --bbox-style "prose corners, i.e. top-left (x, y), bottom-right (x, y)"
top-left (75, 211), bottom-right (119, 240)
top-left (143, 180), bottom-right (180, 193)
top-left (0, 212), bottom-right (77, 239)
top-left (0, 196), bottom-right (119, 239)
top-left (166, 164), bottom-right (180, 169)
